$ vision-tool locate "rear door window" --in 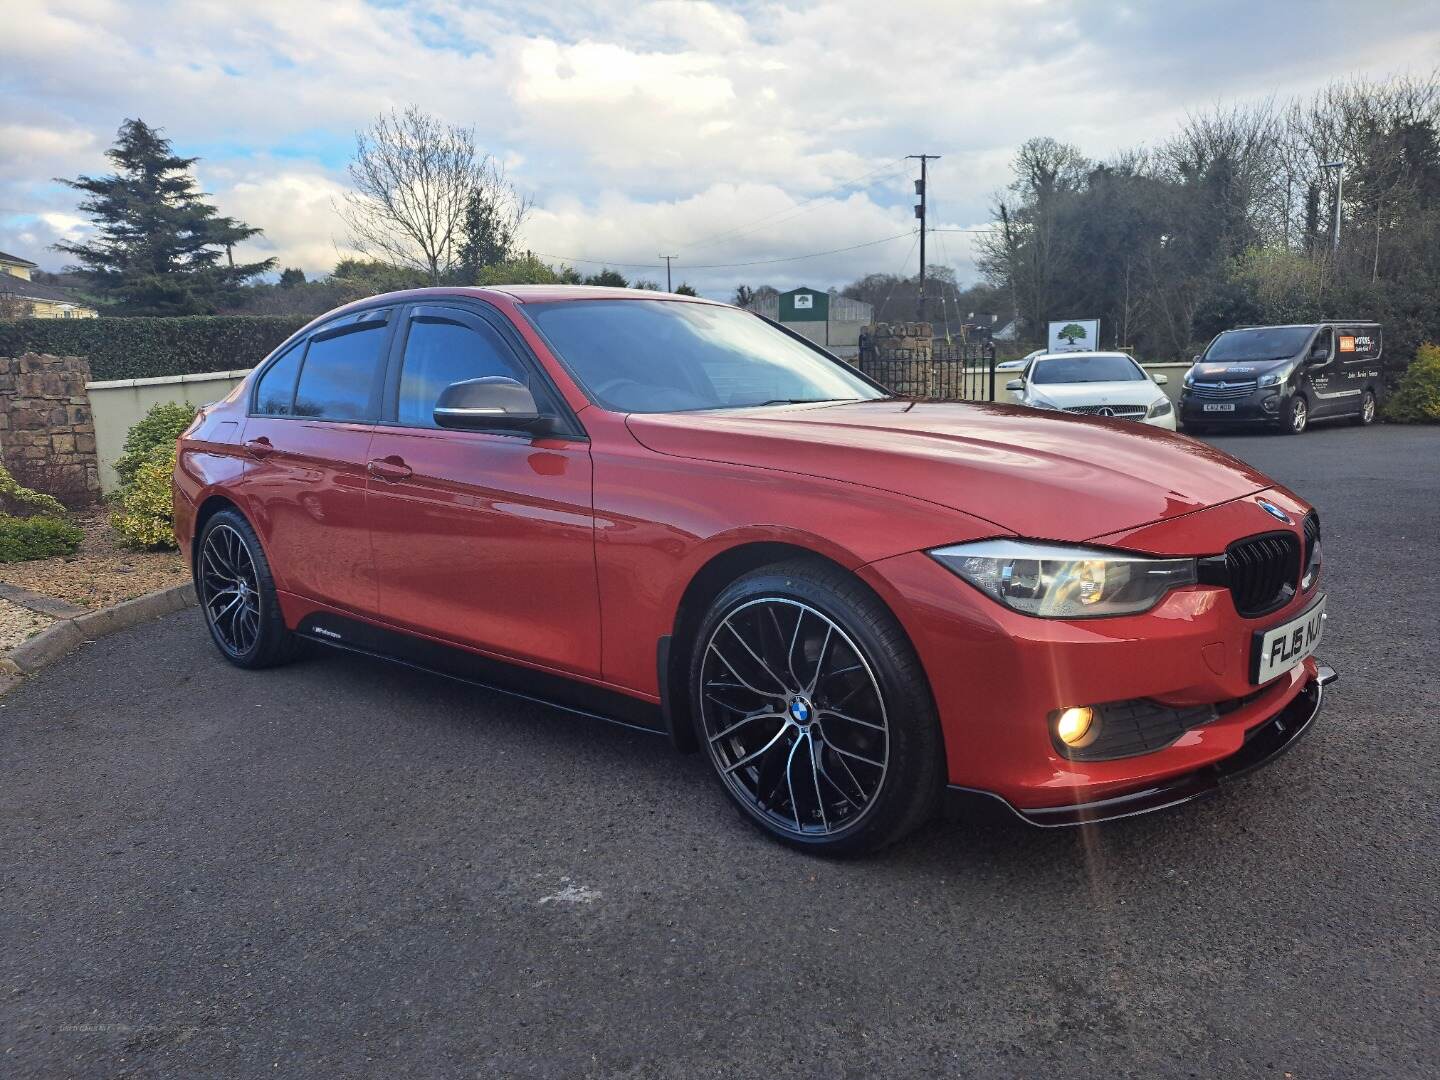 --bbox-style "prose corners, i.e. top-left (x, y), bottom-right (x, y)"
top-left (293, 321), bottom-right (388, 421)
